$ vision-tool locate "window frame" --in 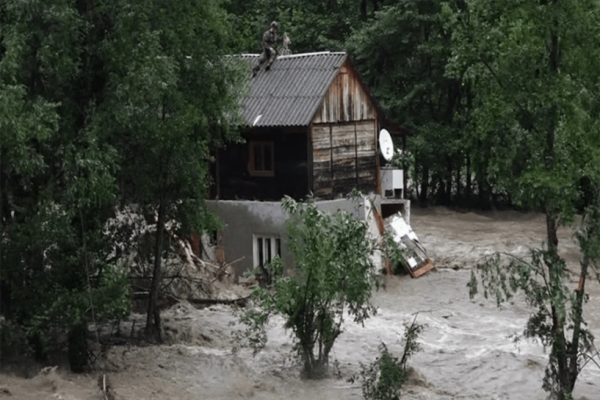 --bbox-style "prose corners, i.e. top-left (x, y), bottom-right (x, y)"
top-left (253, 234), bottom-right (281, 268)
top-left (248, 141), bottom-right (275, 177)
